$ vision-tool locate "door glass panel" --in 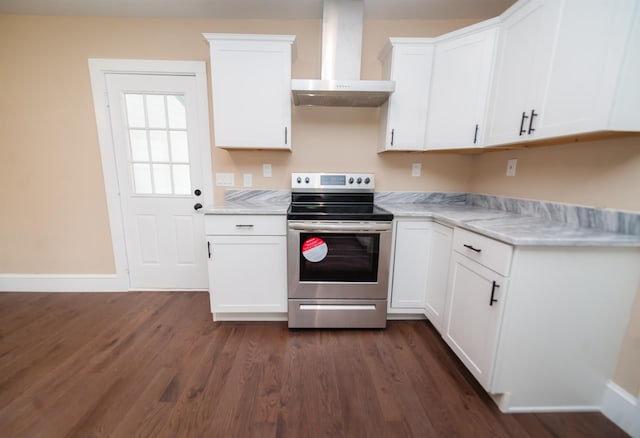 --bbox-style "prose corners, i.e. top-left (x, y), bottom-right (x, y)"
top-left (146, 95), bottom-right (166, 128)
top-left (149, 130), bottom-right (169, 161)
top-left (133, 163), bottom-right (152, 194)
top-left (167, 95), bottom-right (186, 129)
top-left (125, 94), bottom-right (145, 128)
top-left (153, 164), bottom-right (172, 194)
top-left (169, 131), bottom-right (189, 162)
top-left (129, 129), bottom-right (149, 161)
top-left (124, 92), bottom-right (191, 196)
top-left (172, 164), bottom-right (191, 195)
